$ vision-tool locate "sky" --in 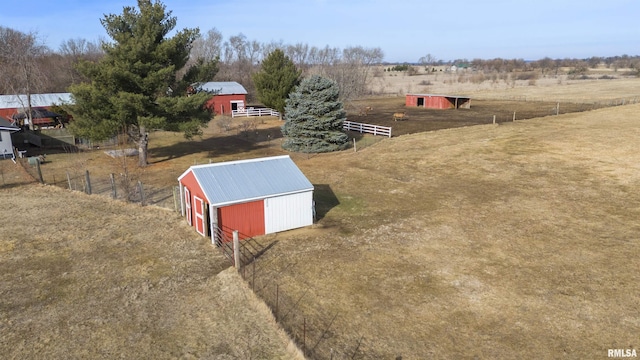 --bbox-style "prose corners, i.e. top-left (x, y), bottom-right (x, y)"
top-left (1, 0), bottom-right (639, 63)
